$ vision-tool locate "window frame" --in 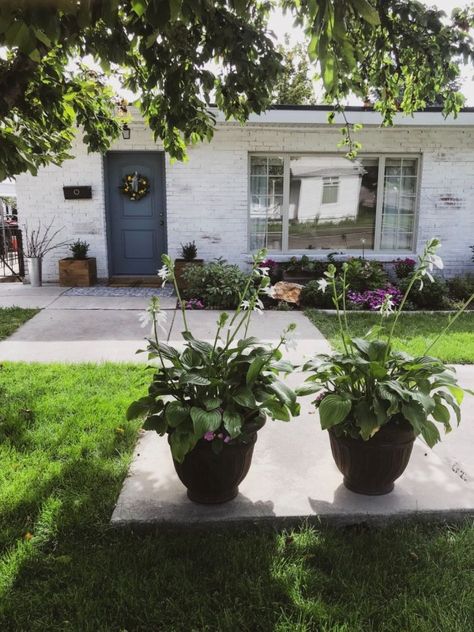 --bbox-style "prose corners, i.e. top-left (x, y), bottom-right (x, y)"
top-left (248, 152), bottom-right (422, 255)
